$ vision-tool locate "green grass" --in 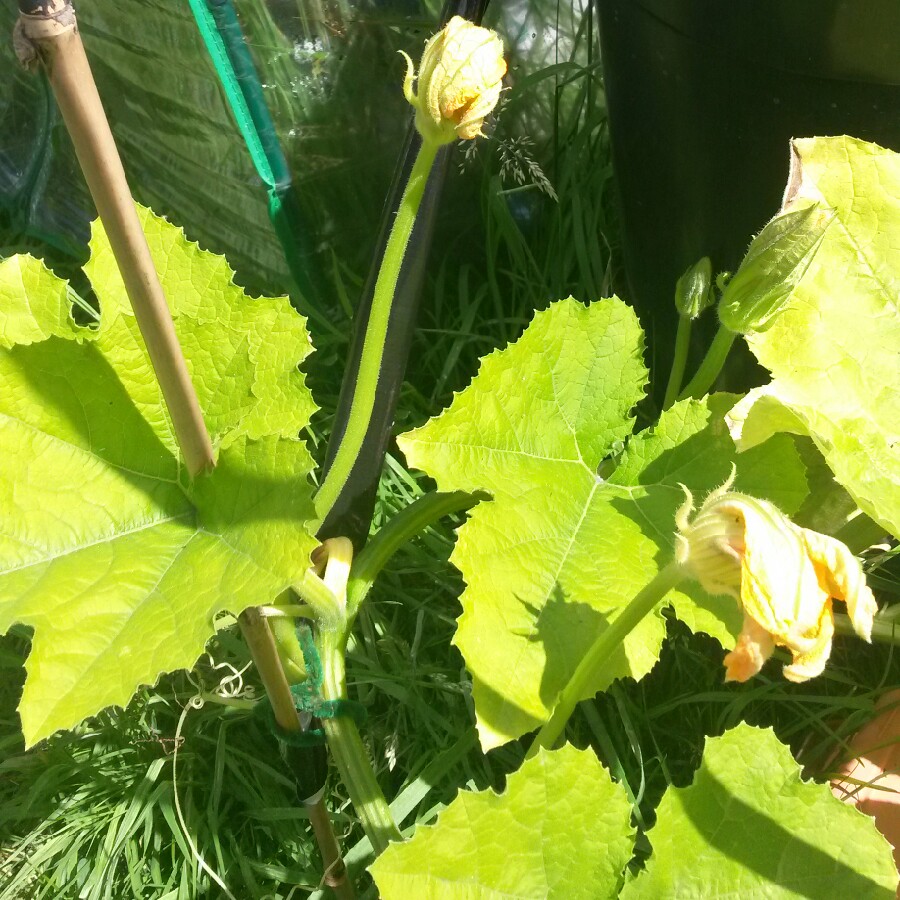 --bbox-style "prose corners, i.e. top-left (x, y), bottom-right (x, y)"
top-left (0, 642), bottom-right (330, 899)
